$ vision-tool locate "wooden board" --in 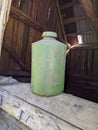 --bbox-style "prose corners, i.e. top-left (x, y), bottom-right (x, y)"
top-left (0, 109), bottom-right (32, 130)
top-left (1, 0), bottom-right (65, 75)
top-left (0, 0), bottom-right (12, 55)
top-left (0, 81), bottom-right (98, 130)
top-left (0, 85), bottom-right (80, 130)
top-left (65, 44), bottom-right (98, 102)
